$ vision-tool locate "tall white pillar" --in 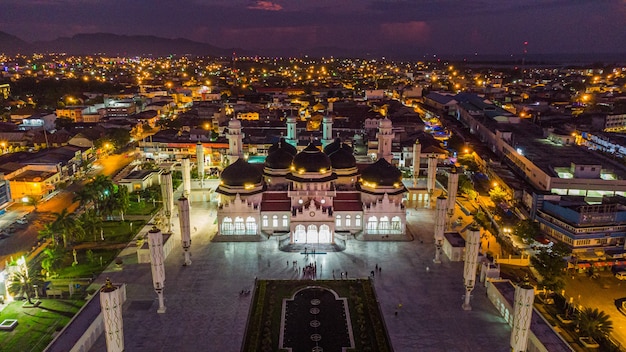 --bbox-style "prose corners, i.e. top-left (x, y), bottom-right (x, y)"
top-left (148, 226), bottom-right (166, 313)
top-left (160, 171), bottom-right (174, 233)
top-left (412, 140), bottom-right (421, 187)
top-left (196, 141), bottom-right (205, 188)
top-left (434, 195), bottom-right (447, 263)
top-left (462, 225), bottom-right (481, 310)
top-left (427, 155), bottom-right (437, 201)
top-left (182, 158), bottom-right (191, 199)
top-left (510, 283), bottom-right (534, 352)
top-left (100, 278), bottom-right (124, 352)
top-left (376, 118), bottom-right (394, 162)
top-left (177, 196), bottom-right (192, 266)
top-left (447, 167), bottom-right (459, 219)
top-left (322, 115), bottom-right (333, 147)
top-left (286, 115), bottom-right (297, 147)
top-left (226, 118), bottom-right (243, 164)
